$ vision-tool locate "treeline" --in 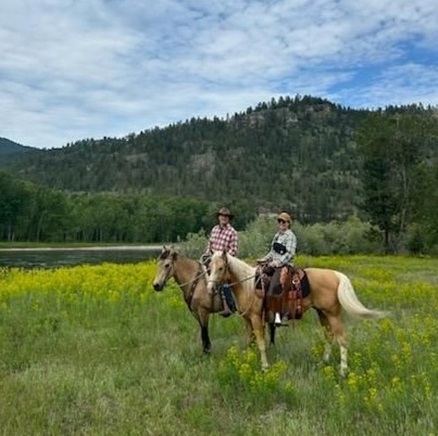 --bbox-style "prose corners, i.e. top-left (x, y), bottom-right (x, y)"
top-left (0, 171), bottom-right (258, 243)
